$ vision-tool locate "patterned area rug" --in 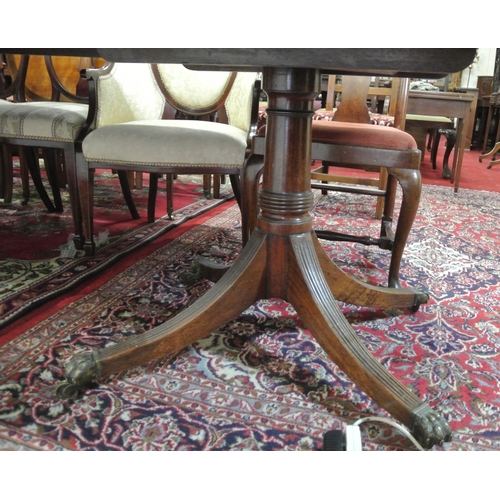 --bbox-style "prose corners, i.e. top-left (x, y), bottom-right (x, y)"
top-left (0, 184), bottom-right (499, 450)
top-left (0, 171), bottom-right (234, 328)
